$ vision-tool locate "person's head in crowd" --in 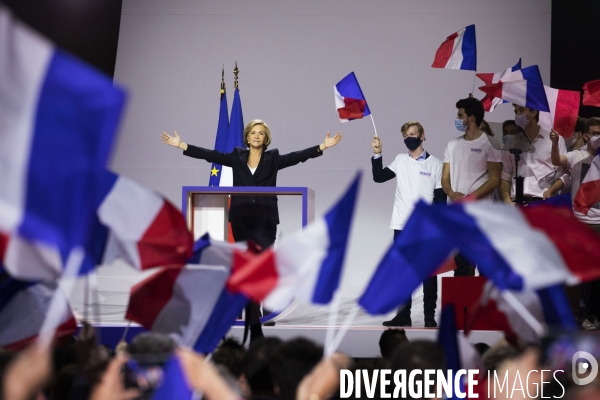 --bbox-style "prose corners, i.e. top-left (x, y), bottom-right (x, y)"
top-left (583, 117), bottom-right (600, 151)
top-left (567, 117), bottom-right (587, 150)
top-left (480, 120), bottom-right (495, 137)
top-left (379, 329), bottom-right (409, 360)
top-left (127, 332), bottom-right (176, 366)
top-left (456, 97), bottom-right (484, 132)
top-left (244, 337), bottom-right (282, 399)
top-left (400, 121), bottom-right (426, 152)
top-left (212, 336), bottom-right (246, 379)
top-left (513, 104), bottom-right (539, 130)
top-left (482, 340), bottom-right (521, 372)
top-left (474, 342), bottom-right (491, 357)
top-left (269, 337), bottom-right (323, 400)
top-left (502, 119), bottom-right (523, 138)
top-left (391, 340), bottom-right (446, 400)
